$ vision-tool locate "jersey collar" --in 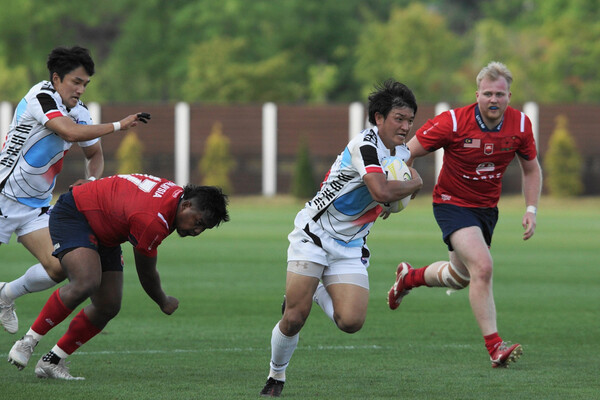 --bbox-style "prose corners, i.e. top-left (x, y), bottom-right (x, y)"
top-left (474, 104), bottom-right (503, 132)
